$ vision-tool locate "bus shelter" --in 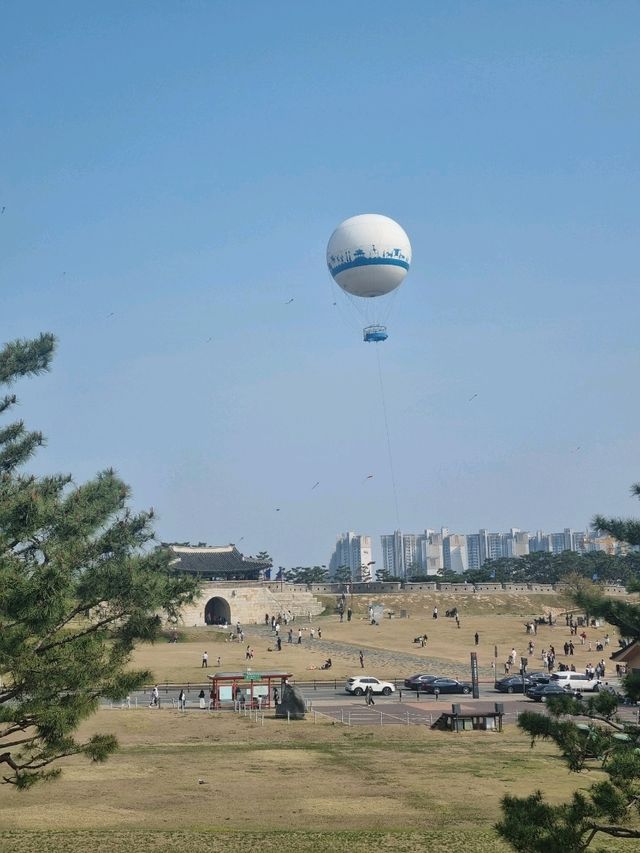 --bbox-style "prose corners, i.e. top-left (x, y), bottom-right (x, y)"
top-left (207, 670), bottom-right (292, 710)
